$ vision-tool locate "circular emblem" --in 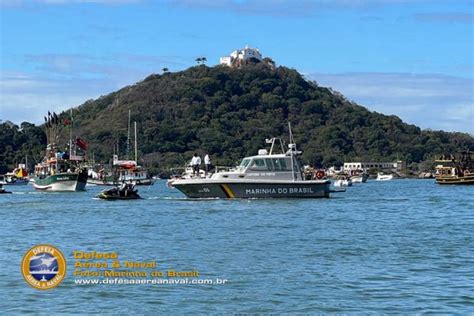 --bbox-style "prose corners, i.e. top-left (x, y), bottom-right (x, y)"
top-left (21, 244), bottom-right (67, 290)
